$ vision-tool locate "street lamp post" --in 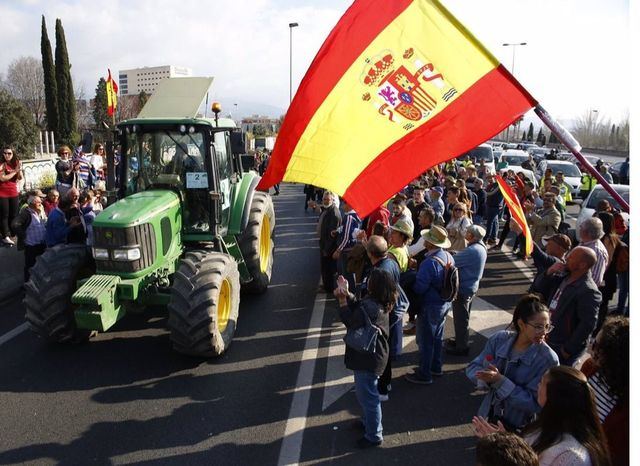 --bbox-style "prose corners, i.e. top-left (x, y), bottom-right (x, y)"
top-left (502, 42), bottom-right (527, 142)
top-left (289, 22), bottom-right (299, 104)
